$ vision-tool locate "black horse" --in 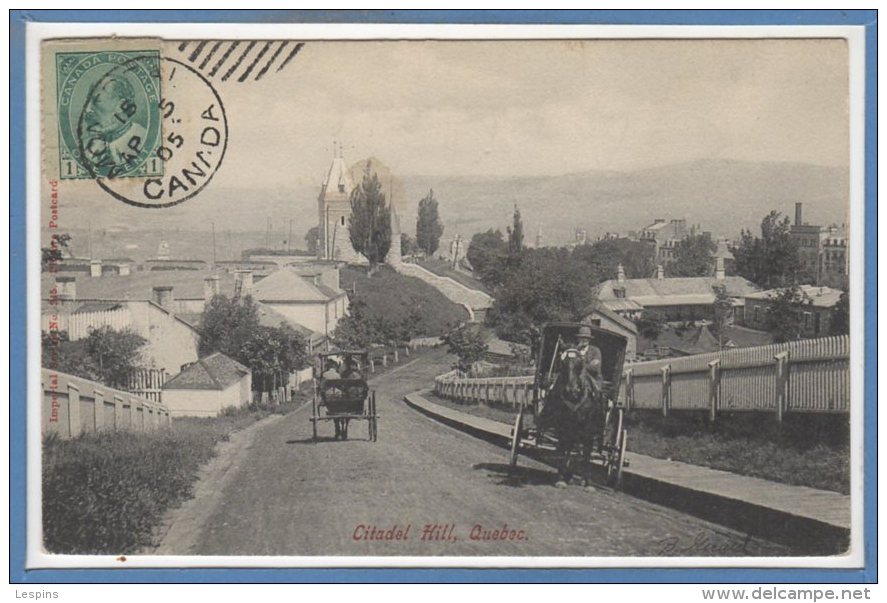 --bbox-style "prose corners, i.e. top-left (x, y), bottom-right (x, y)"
top-left (541, 349), bottom-right (606, 488)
